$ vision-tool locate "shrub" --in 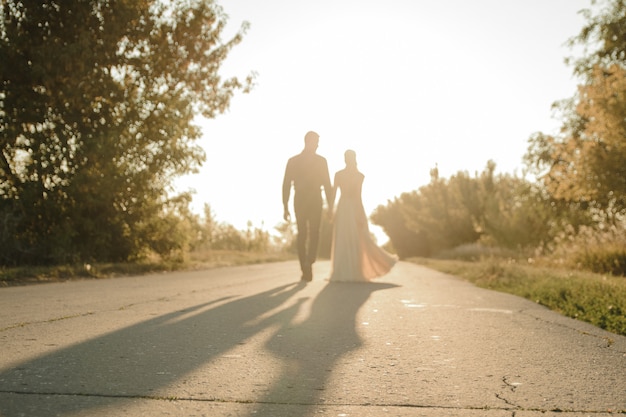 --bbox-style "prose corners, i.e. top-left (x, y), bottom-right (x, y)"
top-left (575, 246), bottom-right (626, 276)
top-left (550, 224), bottom-right (626, 276)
